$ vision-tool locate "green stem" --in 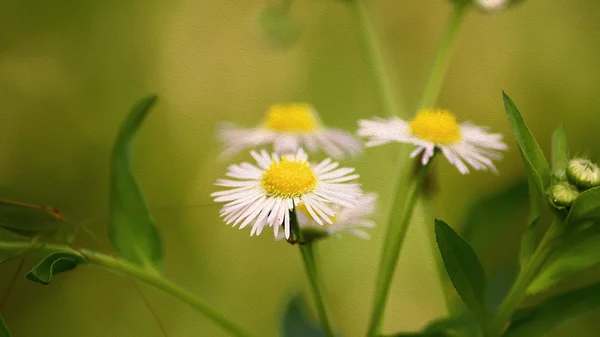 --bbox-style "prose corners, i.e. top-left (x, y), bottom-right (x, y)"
top-left (349, 0), bottom-right (403, 116)
top-left (417, 2), bottom-right (469, 110)
top-left (489, 219), bottom-right (564, 336)
top-left (0, 242), bottom-right (253, 337)
top-left (290, 209), bottom-right (335, 337)
top-left (367, 160), bottom-right (431, 337)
